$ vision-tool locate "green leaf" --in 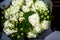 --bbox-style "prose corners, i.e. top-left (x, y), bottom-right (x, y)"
top-left (33, 0), bottom-right (37, 3)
